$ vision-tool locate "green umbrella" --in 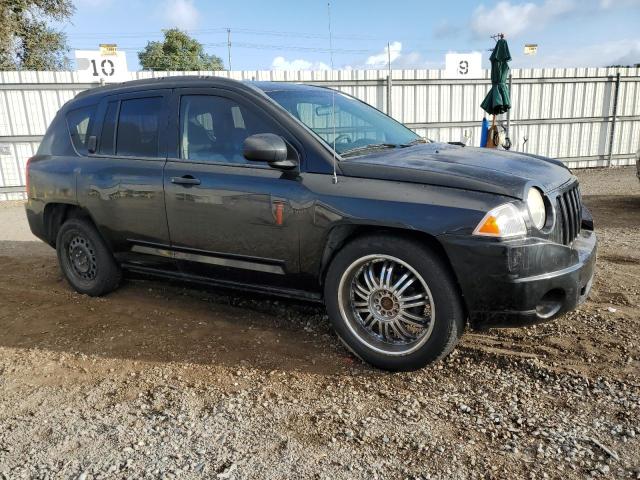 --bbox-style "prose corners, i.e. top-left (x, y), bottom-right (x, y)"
top-left (481, 38), bottom-right (511, 115)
